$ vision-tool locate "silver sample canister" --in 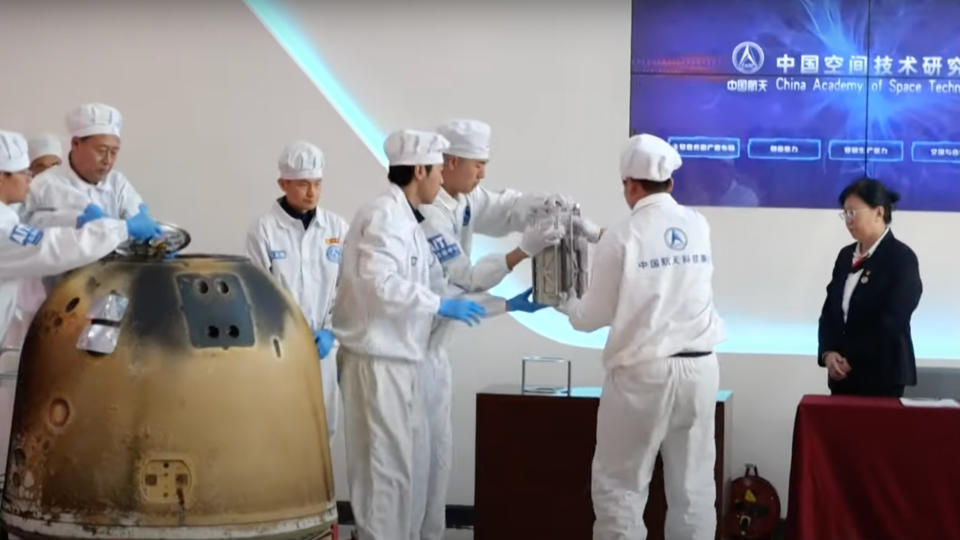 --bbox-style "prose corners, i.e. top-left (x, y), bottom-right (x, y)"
top-left (531, 201), bottom-right (589, 306)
